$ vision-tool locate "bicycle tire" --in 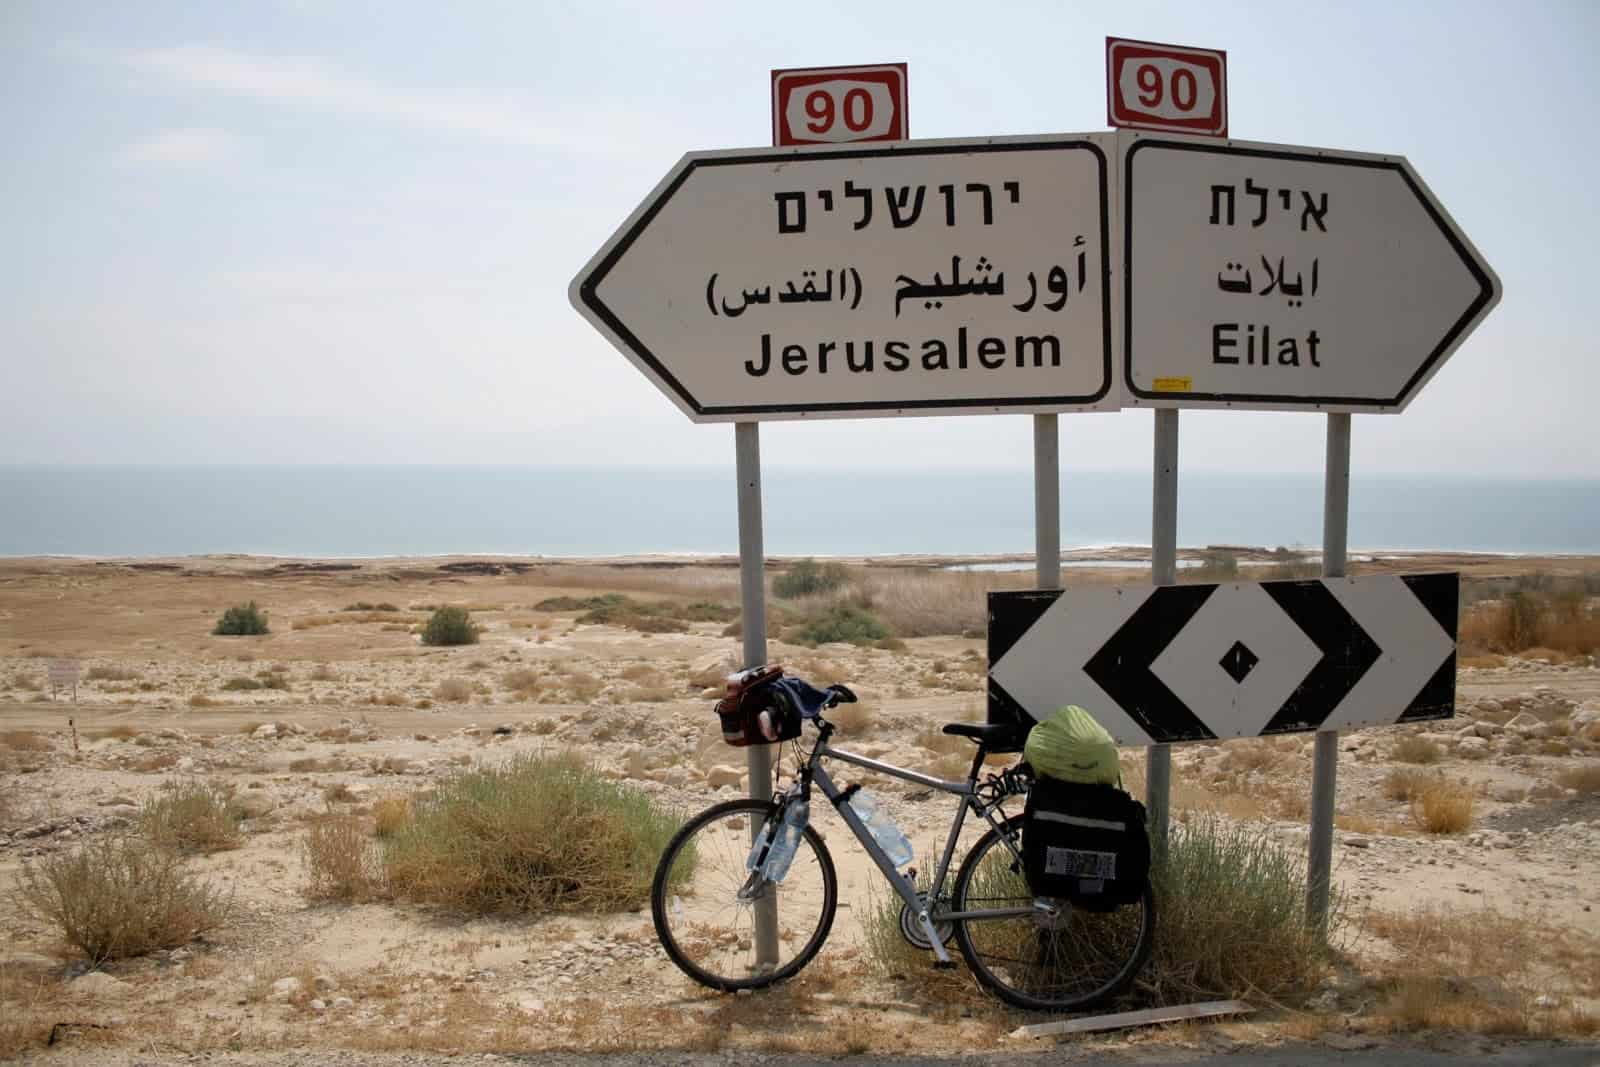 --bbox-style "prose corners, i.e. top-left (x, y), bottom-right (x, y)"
top-left (651, 798), bottom-right (837, 991)
top-left (951, 814), bottom-right (1154, 1012)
